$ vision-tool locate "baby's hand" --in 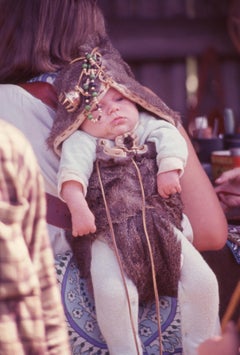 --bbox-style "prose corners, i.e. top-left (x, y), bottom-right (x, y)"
top-left (61, 180), bottom-right (96, 236)
top-left (157, 170), bottom-right (181, 198)
top-left (71, 202), bottom-right (96, 237)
